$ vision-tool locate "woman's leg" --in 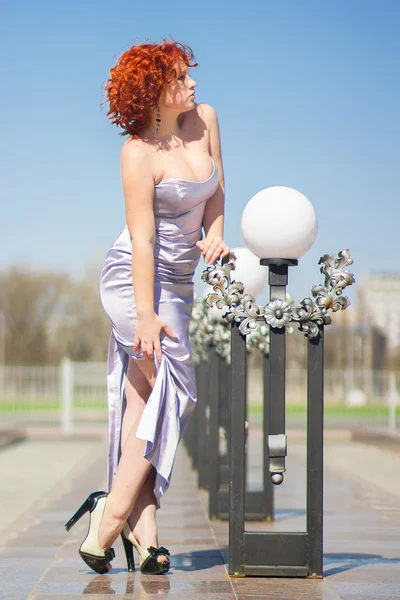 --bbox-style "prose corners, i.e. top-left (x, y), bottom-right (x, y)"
top-left (120, 361), bottom-right (165, 555)
top-left (127, 467), bottom-right (161, 548)
top-left (98, 357), bottom-right (159, 551)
